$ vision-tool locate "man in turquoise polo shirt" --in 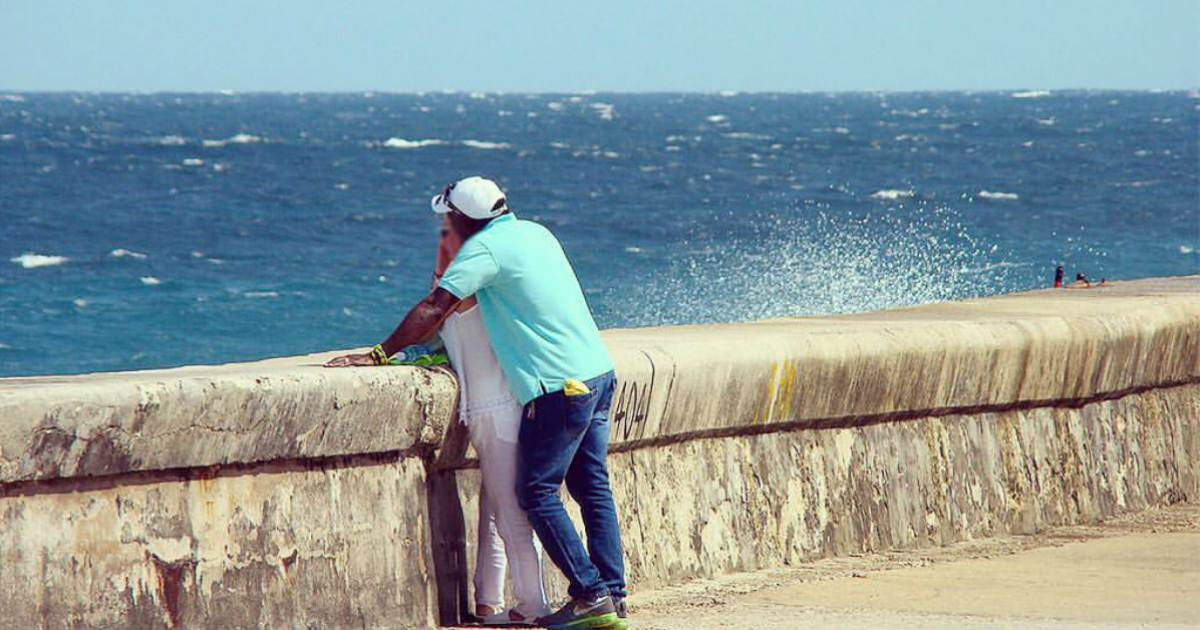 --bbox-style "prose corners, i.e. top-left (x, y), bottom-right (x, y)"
top-left (325, 176), bottom-right (627, 630)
